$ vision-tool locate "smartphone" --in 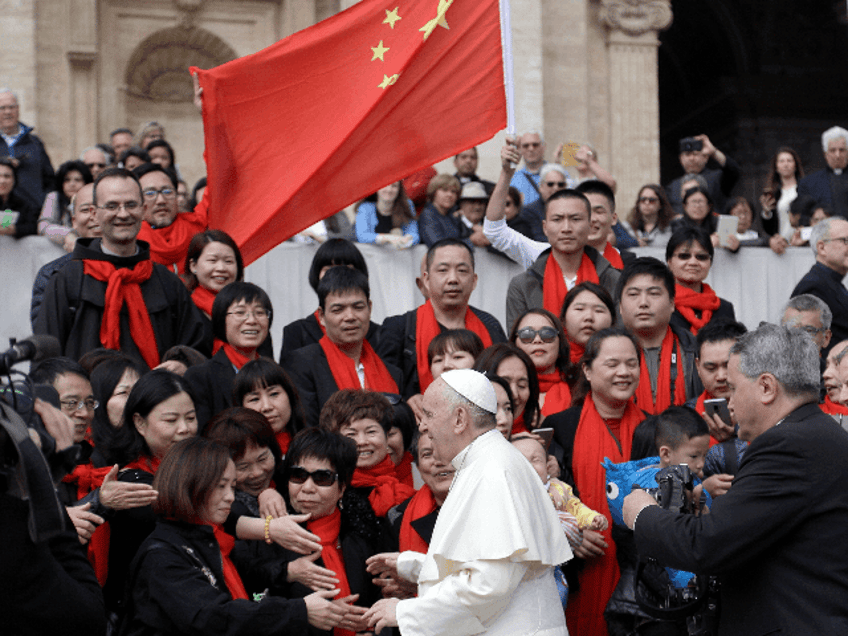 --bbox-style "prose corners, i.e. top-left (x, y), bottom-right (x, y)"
top-left (535, 427), bottom-right (554, 449)
top-left (704, 398), bottom-right (732, 428)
